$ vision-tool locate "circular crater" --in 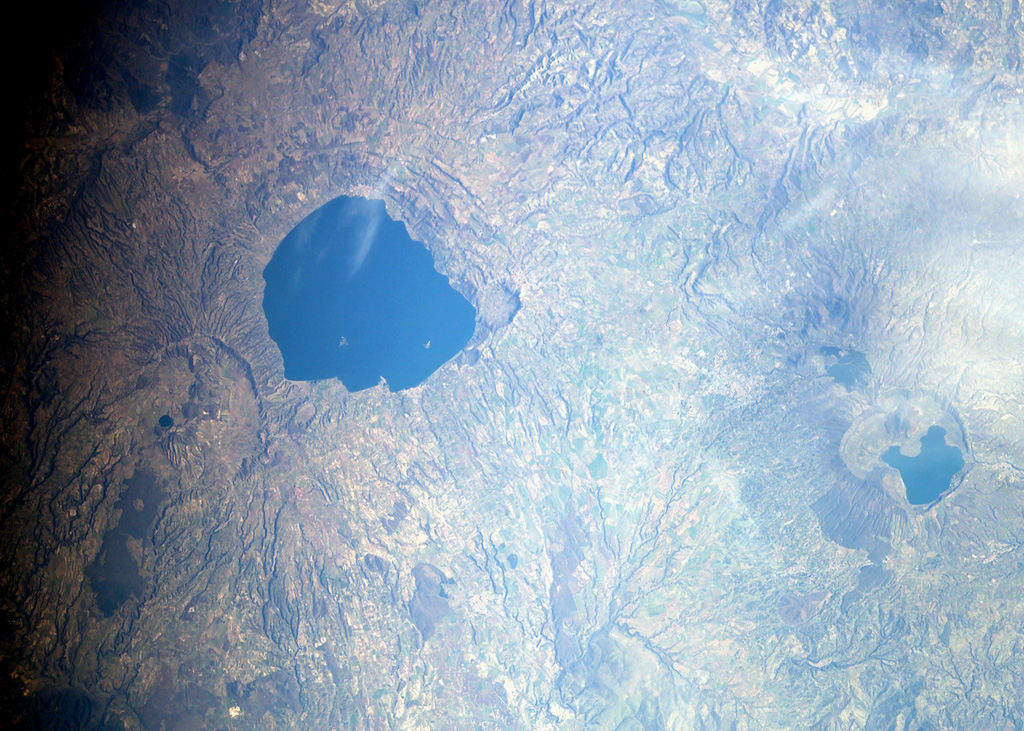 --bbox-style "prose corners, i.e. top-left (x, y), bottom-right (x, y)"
top-left (840, 390), bottom-right (968, 507)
